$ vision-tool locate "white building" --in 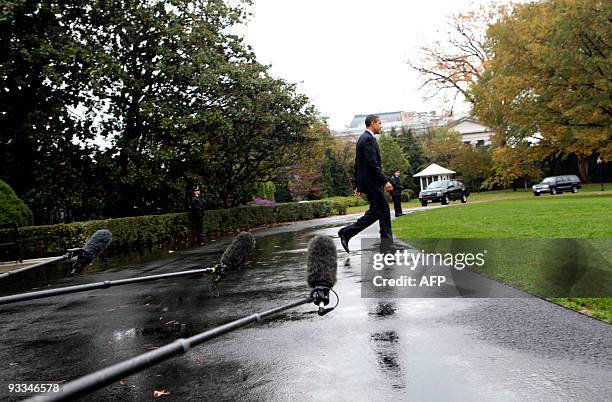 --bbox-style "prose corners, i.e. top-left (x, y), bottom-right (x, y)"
top-left (447, 116), bottom-right (494, 146)
top-left (333, 112), bottom-right (494, 146)
top-left (332, 111), bottom-right (449, 142)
